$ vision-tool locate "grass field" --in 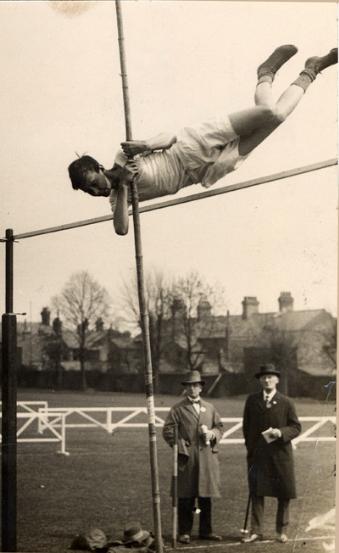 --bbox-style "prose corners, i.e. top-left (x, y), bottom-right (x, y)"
top-left (2, 390), bottom-right (336, 553)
